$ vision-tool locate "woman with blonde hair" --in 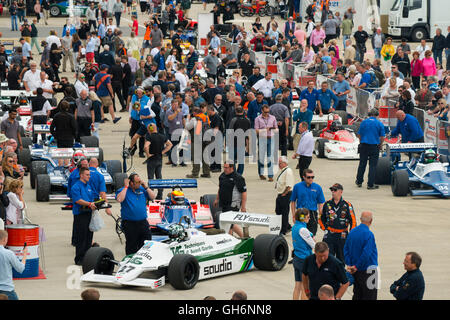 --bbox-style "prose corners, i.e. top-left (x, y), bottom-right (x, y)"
top-left (2, 153), bottom-right (21, 180)
top-left (292, 208), bottom-right (315, 300)
top-left (5, 179), bottom-right (25, 225)
top-left (382, 77), bottom-right (401, 106)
